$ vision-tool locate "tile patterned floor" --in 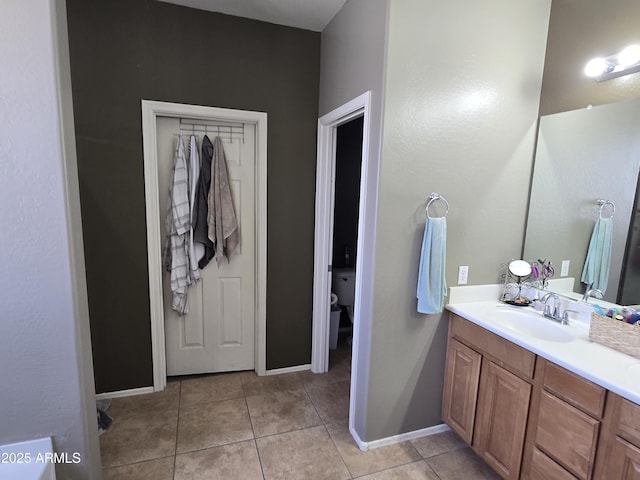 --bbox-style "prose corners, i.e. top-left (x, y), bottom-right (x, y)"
top-left (100, 340), bottom-right (500, 479)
